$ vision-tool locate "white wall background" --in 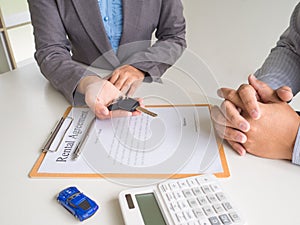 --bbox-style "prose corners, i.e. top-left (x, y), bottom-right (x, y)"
top-left (182, 0), bottom-right (299, 88)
